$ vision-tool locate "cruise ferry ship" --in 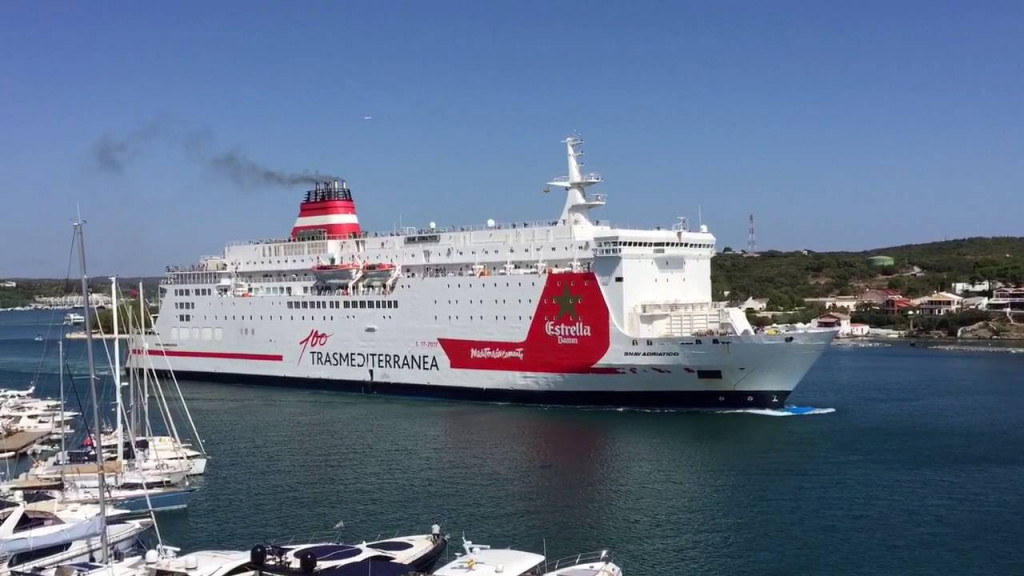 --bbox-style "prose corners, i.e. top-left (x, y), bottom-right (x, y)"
top-left (131, 136), bottom-right (834, 408)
